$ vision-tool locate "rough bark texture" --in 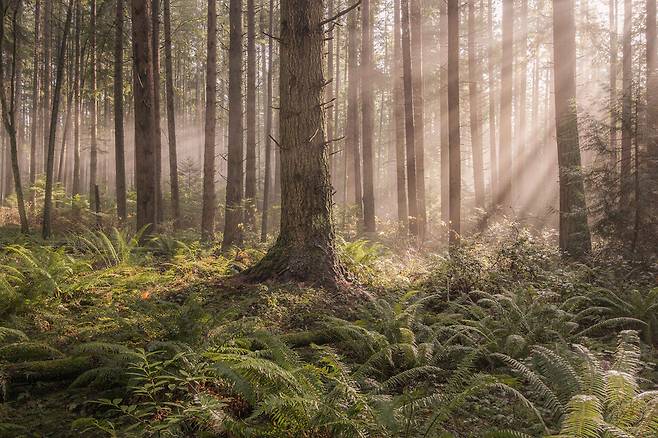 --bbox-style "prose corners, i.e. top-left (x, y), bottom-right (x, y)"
top-left (448, 0), bottom-right (461, 246)
top-left (222, 0), bottom-right (244, 249)
top-left (245, 0), bottom-right (257, 230)
top-left (164, 0), bottom-right (180, 228)
top-left (247, 0), bottom-right (345, 289)
top-left (552, 0), bottom-right (592, 258)
top-left (499, 0), bottom-right (513, 207)
top-left (361, 0), bottom-right (376, 233)
top-left (646, 0), bottom-right (658, 226)
top-left (468, 0), bottom-right (485, 209)
top-left (409, 0), bottom-right (426, 237)
top-left (261, 0), bottom-right (274, 242)
top-left (401, 0), bottom-right (418, 236)
top-left (201, 0), bottom-right (217, 241)
top-left (346, 12), bottom-right (362, 216)
top-left (131, 0), bottom-right (157, 234)
top-left (114, 0), bottom-right (127, 222)
top-left (152, 0), bottom-right (163, 223)
top-left (393, 0), bottom-right (408, 228)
